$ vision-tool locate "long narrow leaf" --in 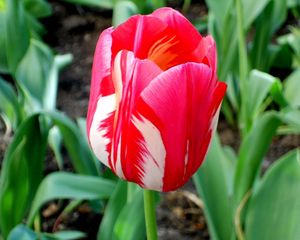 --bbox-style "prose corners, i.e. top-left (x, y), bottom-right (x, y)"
top-left (0, 114), bottom-right (48, 238)
top-left (27, 172), bottom-right (115, 226)
top-left (0, 76), bottom-right (23, 129)
top-left (204, 0), bottom-right (232, 30)
top-left (8, 224), bottom-right (86, 240)
top-left (245, 70), bottom-right (281, 129)
top-left (5, 0), bottom-right (30, 73)
top-left (97, 180), bottom-right (127, 240)
top-left (278, 108), bottom-right (300, 133)
top-left (113, 187), bottom-right (146, 240)
top-left (44, 54), bottom-right (73, 111)
top-left (242, 0), bottom-right (271, 28)
top-left (250, 0), bottom-right (287, 70)
top-left (193, 135), bottom-right (234, 240)
top-left (284, 69), bottom-right (300, 107)
top-left (0, 9), bottom-right (8, 73)
top-left (16, 39), bottom-right (54, 110)
top-left (245, 149), bottom-right (300, 240)
top-left (48, 111), bottom-right (100, 176)
top-left (233, 112), bottom-right (280, 205)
